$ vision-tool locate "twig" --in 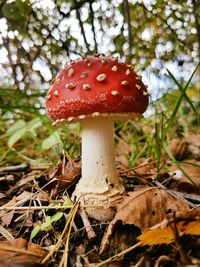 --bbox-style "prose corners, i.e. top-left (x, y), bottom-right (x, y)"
top-left (70, 222), bottom-right (108, 238)
top-left (132, 256), bottom-right (145, 267)
top-left (0, 204), bottom-right (109, 211)
top-left (0, 244), bottom-right (44, 257)
top-left (0, 192), bottom-right (33, 217)
top-left (0, 175), bottom-right (15, 182)
top-left (175, 192), bottom-right (200, 205)
top-left (63, 203), bottom-right (78, 267)
top-left (30, 164), bottom-right (51, 170)
top-left (119, 160), bottom-right (157, 174)
top-left (0, 205), bottom-right (73, 211)
top-left (79, 207), bottom-right (96, 239)
top-left (0, 163), bottom-right (29, 173)
top-left (153, 180), bottom-right (200, 210)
